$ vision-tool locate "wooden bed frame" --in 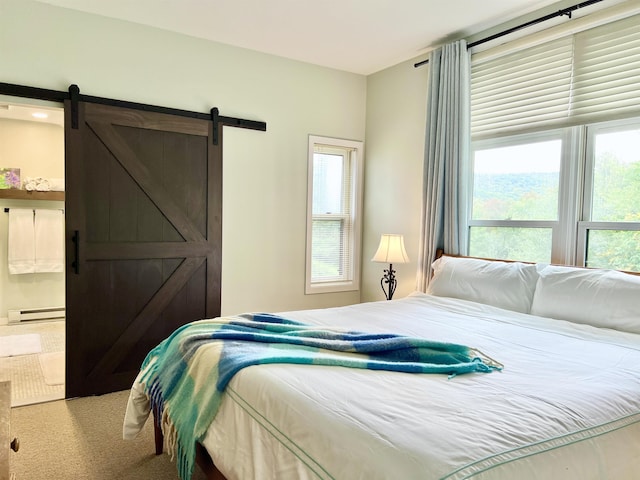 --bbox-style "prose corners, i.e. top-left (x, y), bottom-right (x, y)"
top-left (436, 249), bottom-right (640, 275)
top-left (154, 417), bottom-right (226, 480)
